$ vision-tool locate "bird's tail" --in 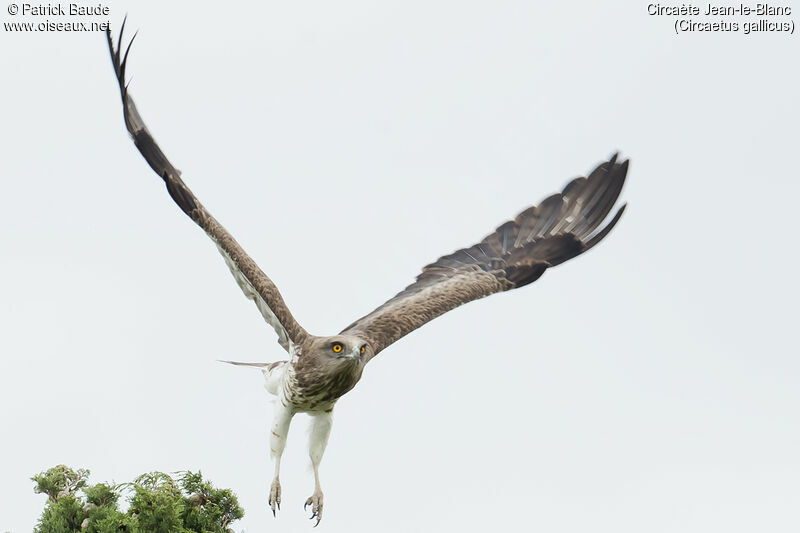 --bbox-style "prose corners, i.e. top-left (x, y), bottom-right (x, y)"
top-left (218, 360), bottom-right (288, 397)
top-left (218, 360), bottom-right (273, 369)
